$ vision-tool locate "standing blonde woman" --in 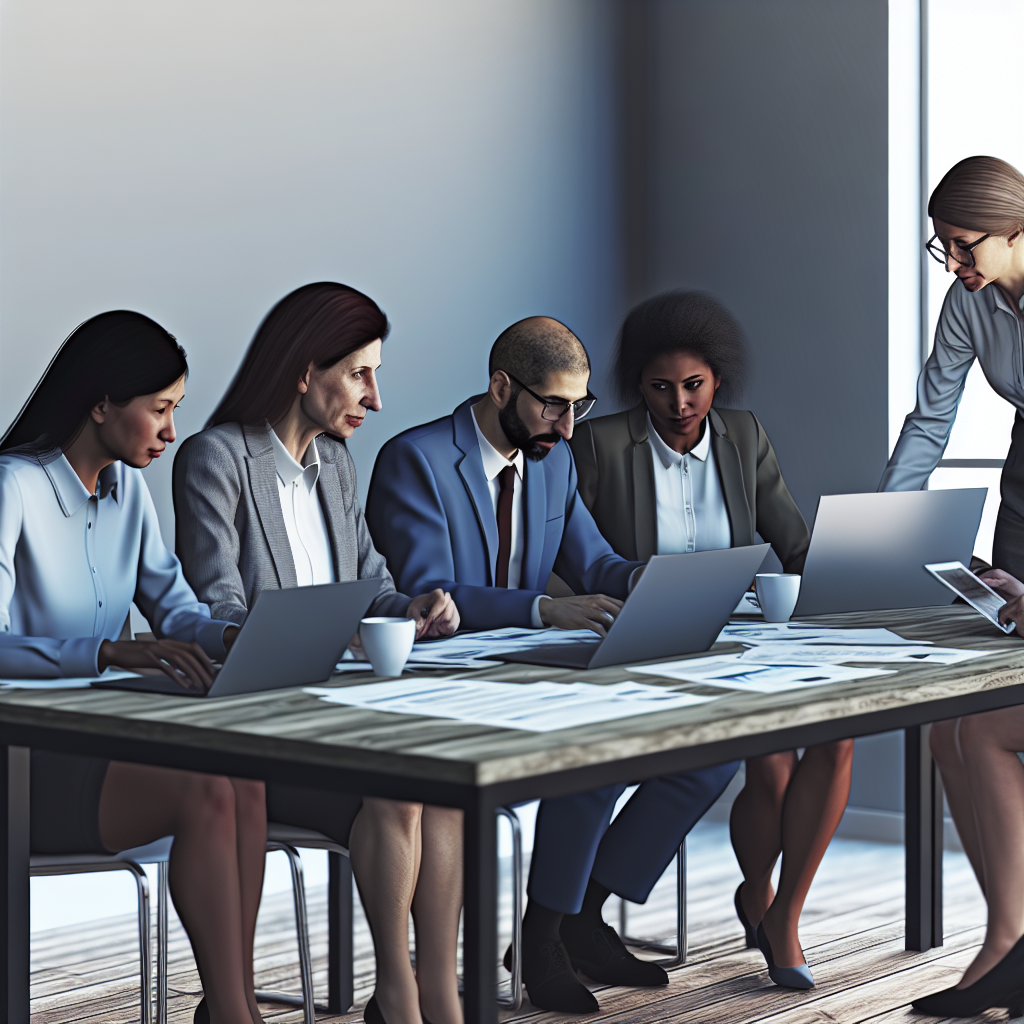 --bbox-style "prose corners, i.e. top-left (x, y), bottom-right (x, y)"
top-left (881, 156), bottom-right (1024, 578)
